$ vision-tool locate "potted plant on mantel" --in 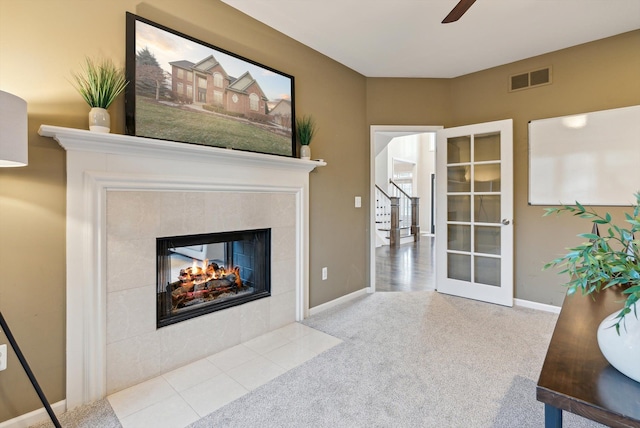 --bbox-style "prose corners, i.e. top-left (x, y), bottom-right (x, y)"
top-left (544, 192), bottom-right (640, 383)
top-left (295, 114), bottom-right (317, 160)
top-left (71, 56), bottom-right (128, 133)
